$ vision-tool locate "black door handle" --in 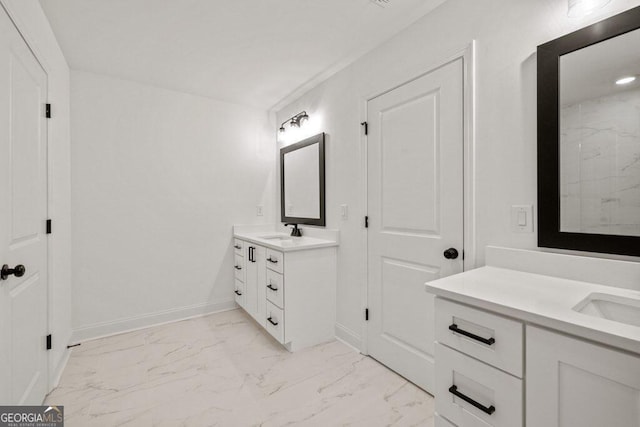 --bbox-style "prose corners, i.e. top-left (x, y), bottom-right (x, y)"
top-left (234, 290), bottom-right (242, 296)
top-left (1, 264), bottom-right (25, 280)
top-left (234, 265), bottom-right (242, 270)
top-left (267, 257), bottom-right (278, 264)
top-left (443, 248), bottom-right (459, 259)
top-left (449, 385), bottom-right (495, 415)
top-left (234, 245), bottom-right (241, 250)
top-left (449, 324), bottom-right (495, 345)
top-left (267, 317), bottom-right (278, 326)
top-left (267, 284), bottom-right (278, 291)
